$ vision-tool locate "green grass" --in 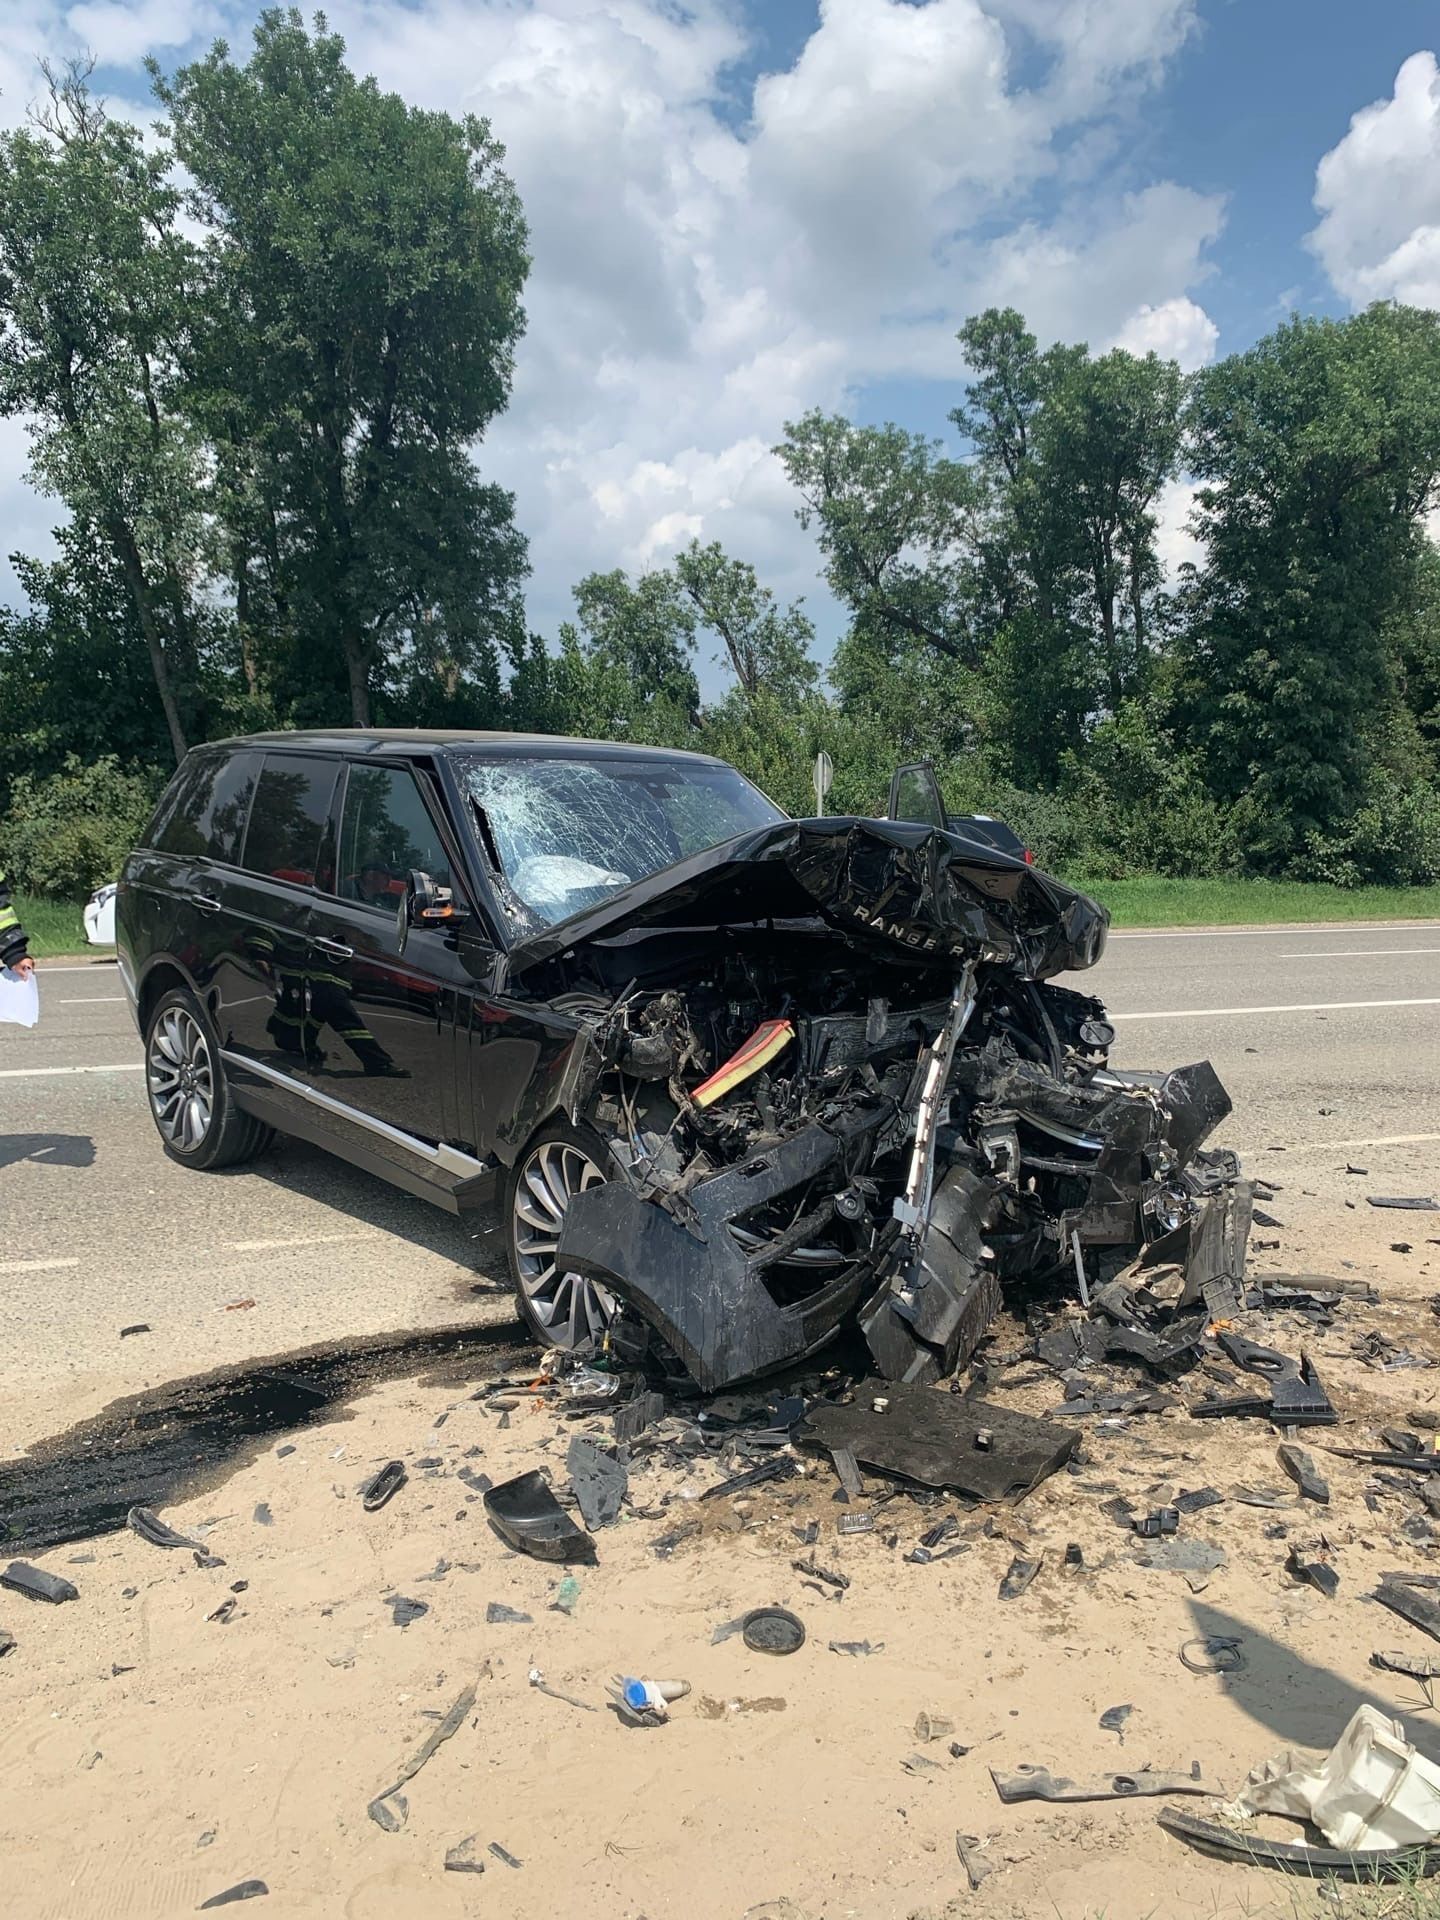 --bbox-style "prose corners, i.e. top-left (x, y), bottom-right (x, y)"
top-left (1065, 873), bottom-right (1440, 929)
top-left (12, 892), bottom-right (94, 959)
